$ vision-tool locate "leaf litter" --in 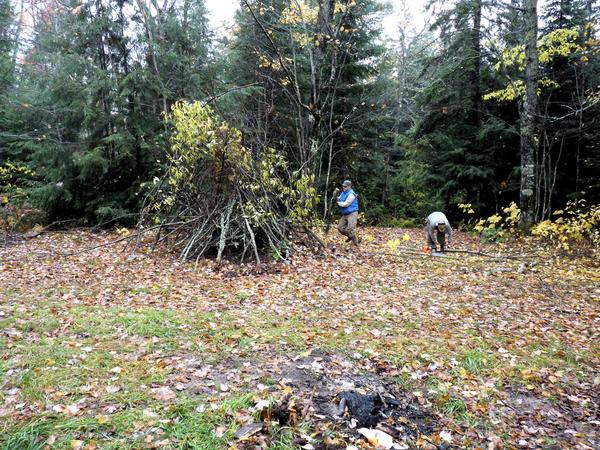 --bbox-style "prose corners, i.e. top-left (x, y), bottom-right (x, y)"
top-left (0, 227), bottom-right (598, 448)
